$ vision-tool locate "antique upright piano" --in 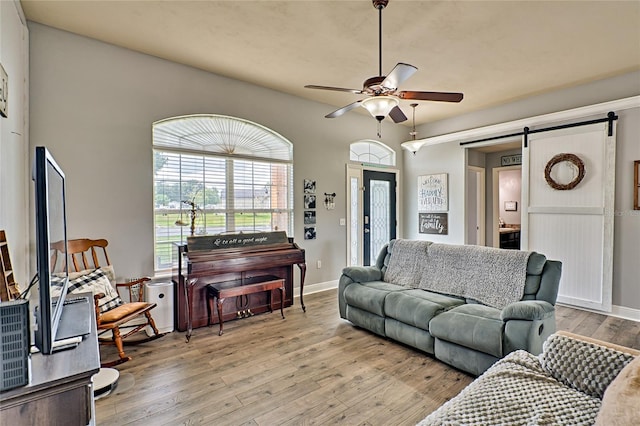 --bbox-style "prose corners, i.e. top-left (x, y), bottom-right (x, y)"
top-left (172, 231), bottom-right (306, 340)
